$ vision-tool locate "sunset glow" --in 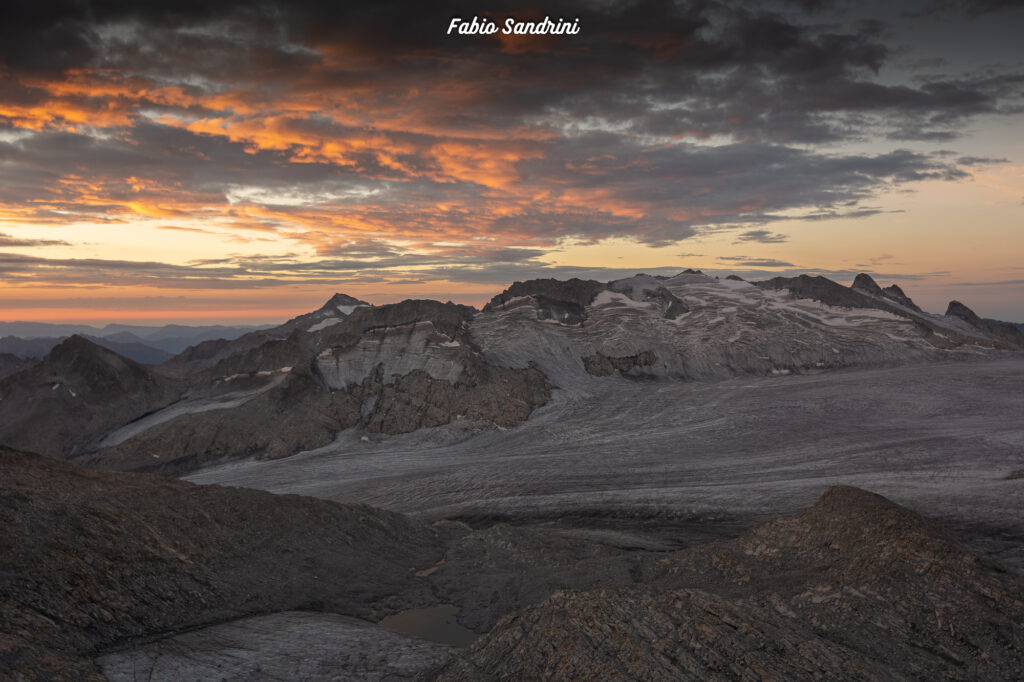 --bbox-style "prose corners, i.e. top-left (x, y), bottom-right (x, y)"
top-left (2, 1), bottom-right (1023, 324)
